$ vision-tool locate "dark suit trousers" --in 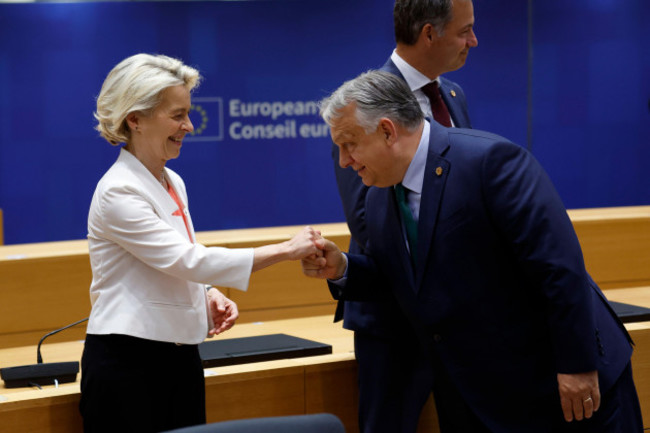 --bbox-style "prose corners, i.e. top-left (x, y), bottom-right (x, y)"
top-left (80, 334), bottom-right (206, 433)
top-left (354, 330), bottom-right (433, 433)
top-left (429, 348), bottom-right (492, 433)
